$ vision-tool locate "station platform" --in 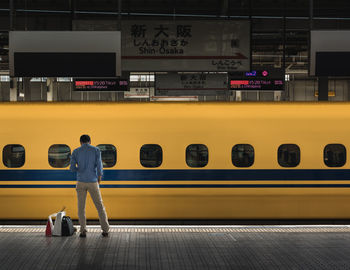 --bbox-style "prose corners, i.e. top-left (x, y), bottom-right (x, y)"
top-left (1, 225), bottom-right (350, 269)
